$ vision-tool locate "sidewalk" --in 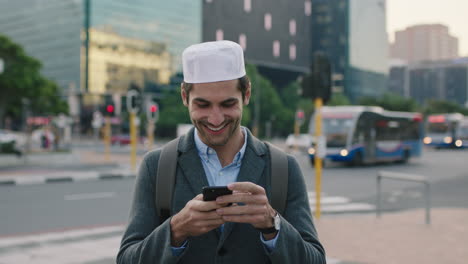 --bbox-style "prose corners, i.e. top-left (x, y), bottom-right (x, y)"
top-left (0, 208), bottom-right (465, 264)
top-left (316, 207), bottom-right (468, 264)
top-left (0, 148), bottom-right (140, 185)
